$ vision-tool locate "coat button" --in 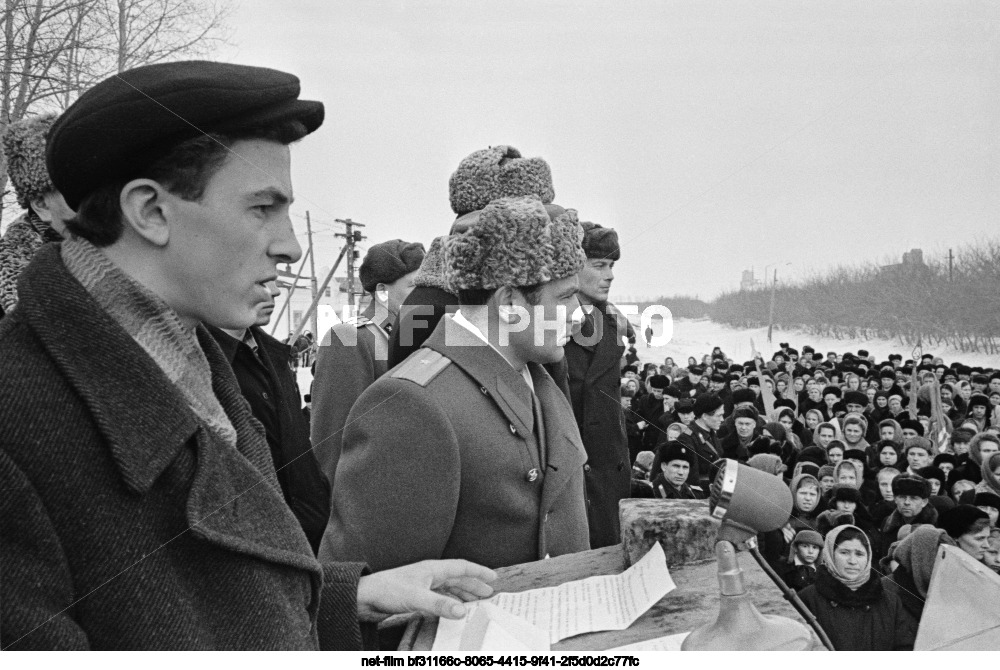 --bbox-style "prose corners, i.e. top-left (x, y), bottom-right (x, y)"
top-left (527, 468), bottom-right (539, 482)
top-left (480, 386), bottom-right (488, 395)
top-left (584, 464), bottom-right (592, 472)
top-left (509, 423), bottom-right (517, 435)
top-left (261, 391), bottom-right (270, 400)
top-left (543, 513), bottom-right (549, 523)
